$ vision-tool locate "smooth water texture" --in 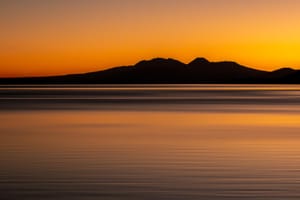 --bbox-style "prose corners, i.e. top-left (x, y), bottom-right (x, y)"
top-left (1, 84), bottom-right (300, 200)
